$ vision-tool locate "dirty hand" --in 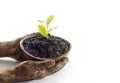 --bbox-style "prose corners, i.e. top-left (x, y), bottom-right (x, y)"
top-left (0, 57), bottom-right (68, 83)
